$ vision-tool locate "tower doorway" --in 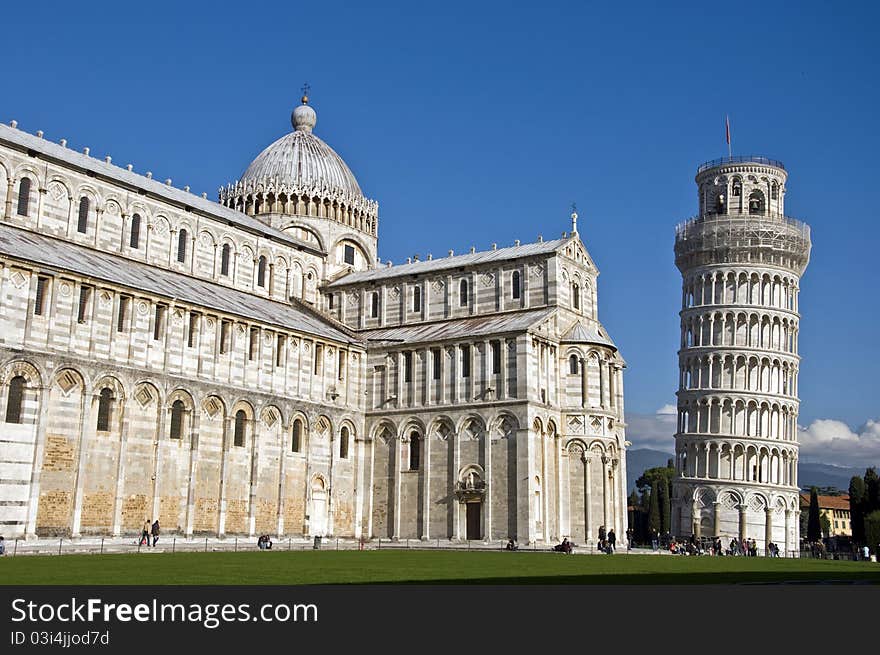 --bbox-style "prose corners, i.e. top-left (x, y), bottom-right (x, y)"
top-left (466, 502), bottom-right (482, 540)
